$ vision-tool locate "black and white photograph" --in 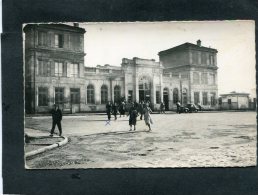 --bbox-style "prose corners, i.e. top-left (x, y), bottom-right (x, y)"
top-left (23, 21), bottom-right (256, 169)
